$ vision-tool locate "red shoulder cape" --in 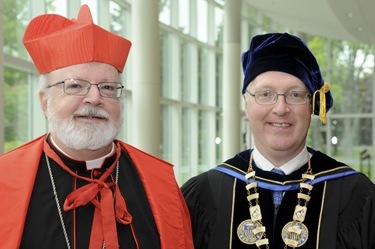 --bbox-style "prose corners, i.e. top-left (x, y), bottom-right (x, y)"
top-left (0, 135), bottom-right (193, 249)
